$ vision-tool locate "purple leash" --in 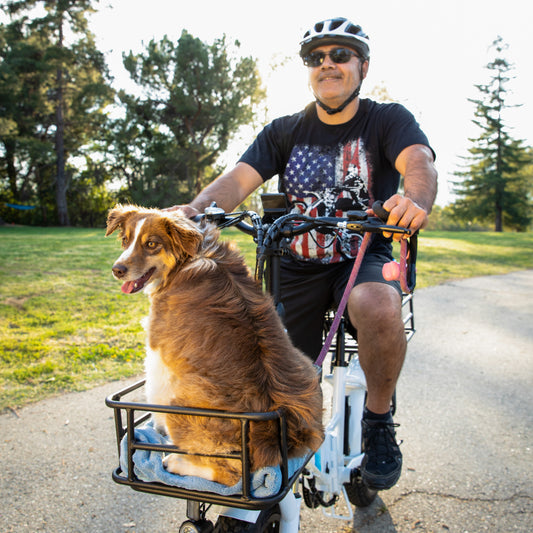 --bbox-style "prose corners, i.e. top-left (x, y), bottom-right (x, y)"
top-left (314, 232), bottom-right (372, 369)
